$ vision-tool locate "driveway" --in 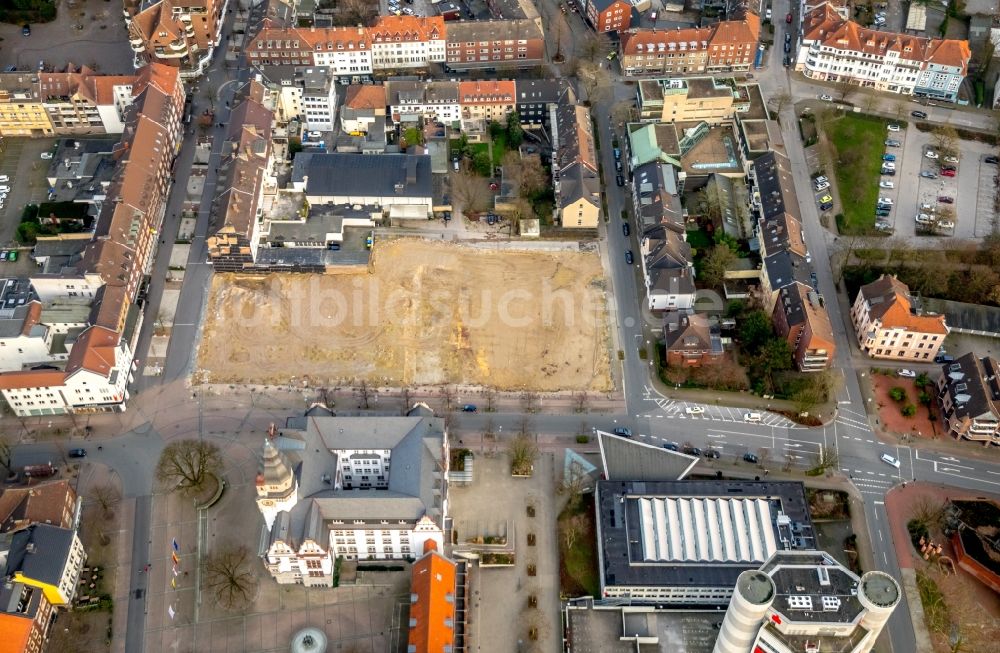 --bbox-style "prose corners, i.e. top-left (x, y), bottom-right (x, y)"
top-left (0, 0), bottom-right (132, 74)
